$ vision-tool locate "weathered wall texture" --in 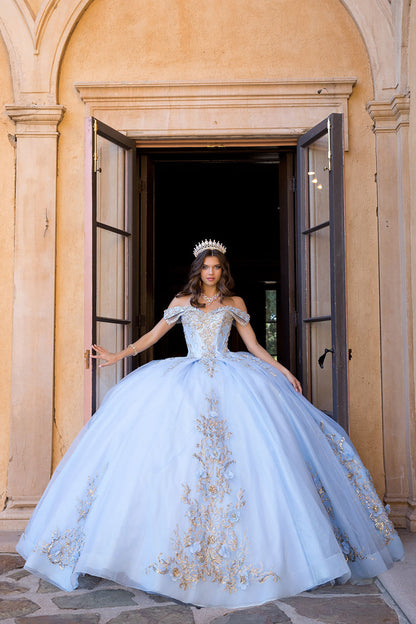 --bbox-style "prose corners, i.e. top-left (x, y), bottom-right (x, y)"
top-left (55, 0), bottom-right (382, 489)
top-left (0, 33), bottom-right (15, 510)
top-left (342, 80), bottom-right (382, 489)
